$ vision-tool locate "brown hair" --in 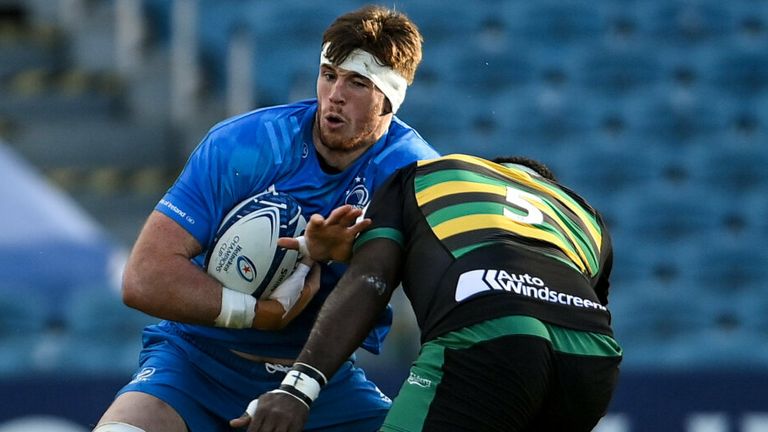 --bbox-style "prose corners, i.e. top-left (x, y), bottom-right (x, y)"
top-left (322, 5), bottom-right (423, 84)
